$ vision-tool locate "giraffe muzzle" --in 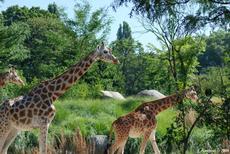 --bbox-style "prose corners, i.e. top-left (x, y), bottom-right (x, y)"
top-left (113, 59), bottom-right (120, 64)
